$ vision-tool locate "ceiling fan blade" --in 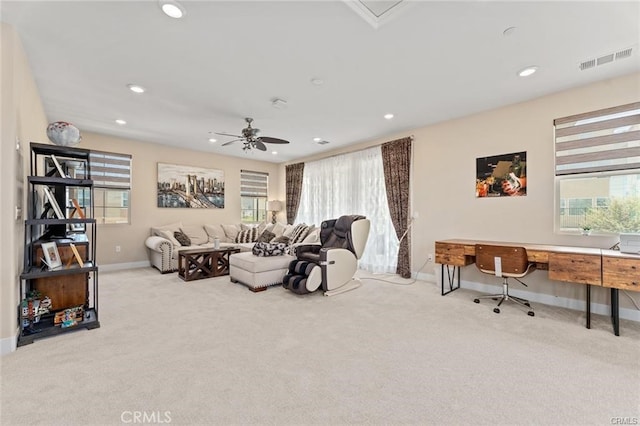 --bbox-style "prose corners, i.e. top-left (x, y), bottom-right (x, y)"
top-left (259, 136), bottom-right (289, 144)
top-left (254, 140), bottom-right (267, 151)
top-left (221, 138), bottom-right (243, 146)
top-left (215, 132), bottom-right (243, 138)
